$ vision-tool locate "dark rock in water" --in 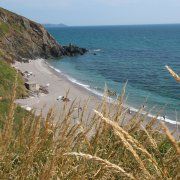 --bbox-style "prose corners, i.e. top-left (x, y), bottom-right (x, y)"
top-left (63, 44), bottom-right (88, 56)
top-left (93, 53), bottom-right (97, 55)
top-left (0, 7), bottom-right (86, 62)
